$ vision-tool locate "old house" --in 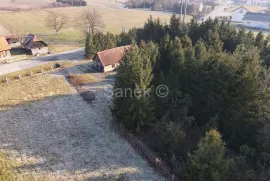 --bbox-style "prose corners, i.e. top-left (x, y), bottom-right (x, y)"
top-left (0, 36), bottom-right (11, 62)
top-left (93, 45), bottom-right (131, 72)
top-left (231, 6), bottom-right (266, 22)
top-left (5, 36), bottom-right (21, 48)
top-left (23, 34), bottom-right (49, 56)
top-left (243, 12), bottom-right (270, 30)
